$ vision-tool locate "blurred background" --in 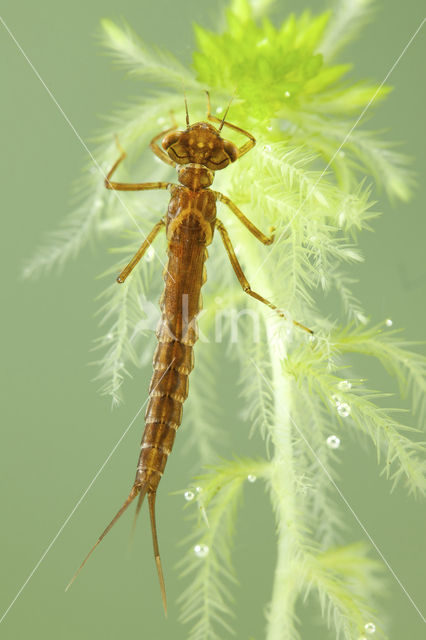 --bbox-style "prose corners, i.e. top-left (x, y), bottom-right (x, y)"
top-left (1, 1), bottom-right (425, 638)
